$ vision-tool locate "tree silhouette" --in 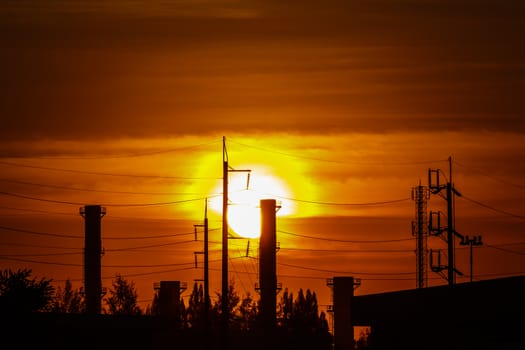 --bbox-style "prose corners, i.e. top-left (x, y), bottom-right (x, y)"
top-left (0, 268), bottom-right (54, 313)
top-left (104, 274), bottom-right (142, 315)
top-left (211, 279), bottom-right (261, 332)
top-left (278, 288), bottom-right (330, 336)
top-left (277, 288), bottom-right (294, 328)
top-left (275, 287), bottom-right (332, 350)
top-left (355, 328), bottom-right (371, 349)
top-left (186, 282), bottom-right (206, 329)
top-left (52, 278), bottom-right (85, 313)
top-left (235, 292), bottom-right (258, 331)
top-left (212, 279), bottom-right (241, 327)
top-left (145, 290), bottom-right (160, 316)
